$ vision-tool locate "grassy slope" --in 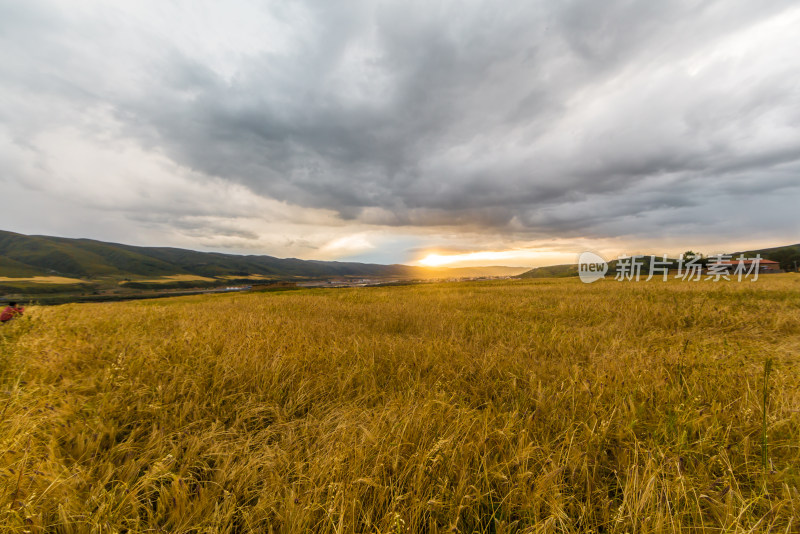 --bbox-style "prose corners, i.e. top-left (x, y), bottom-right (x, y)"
top-left (0, 230), bottom-right (527, 283)
top-left (0, 229), bottom-right (416, 279)
top-left (519, 244), bottom-right (800, 279)
top-left (0, 256), bottom-right (52, 278)
top-left (518, 264), bottom-right (578, 278)
top-left (1, 276), bottom-right (799, 532)
top-left (741, 244), bottom-right (800, 272)
top-left (0, 231), bottom-right (180, 278)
